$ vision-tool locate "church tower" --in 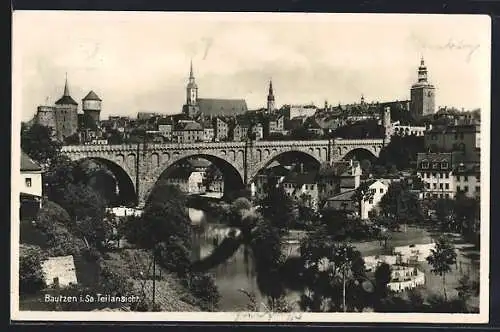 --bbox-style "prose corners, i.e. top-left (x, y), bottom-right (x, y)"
top-left (54, 74), bottom-right (79, 141)
top-left (267, 80), bottom-right (275, 112)
top-left (183, 60), bottom-right (200, 118)
top-left (410, 57), bottom-right (436, 119)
